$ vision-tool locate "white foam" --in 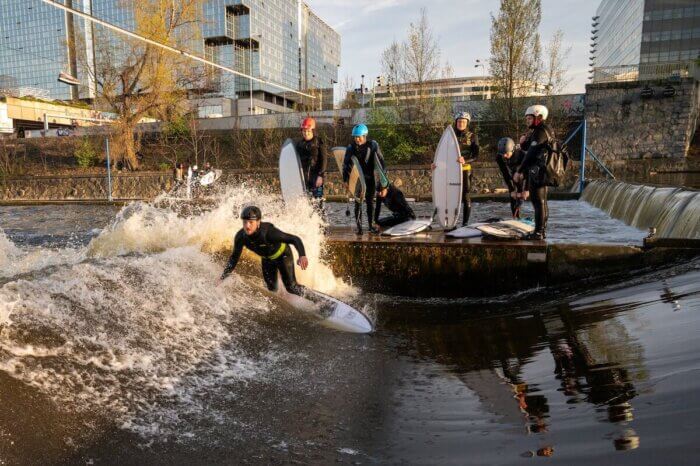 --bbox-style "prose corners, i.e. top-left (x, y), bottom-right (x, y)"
top-left (0, 247), bottom-right (273, 437)
top-left (0, 227), bottom-right (84, 279)
top-left (0, 186), bottom-right (360, 440)
top-left (87, 185), bottom-right (356, 297)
